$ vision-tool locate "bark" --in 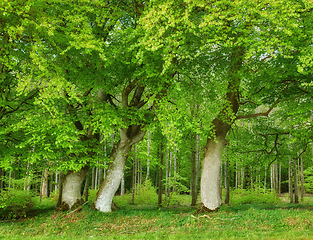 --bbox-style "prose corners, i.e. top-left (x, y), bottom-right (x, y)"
top-left (288, 157), bottom-right (294, 203)
top-left (93, 129), bottom-right (145, 213)
top-left (58, 166), bottom-right (89, 211)
top-left (146, 131), bottom-right (151, 181)
top-left (190, 134), bottom-right (197, 206)
top-left (82, 170), bottom-right (90, 202)
top-left (235, 163), bottom-right (239, 189)
top-left (40, 168), bottom-right (49, 198)
top-left (224, 159), bottom-right (230, 205)
top-left (57, 171), bottom-right (64, 207)
top-left (120, 176), bottom-right (125, 196)
top-left (200, 135), bottom-right (226, 211)
top-left (293, 158), bottom-right (299, 203)
top-left (91, 167), bottom-right (96, 190)
top-left (130, 146), bottom-right (137, 205)
top-left (158, 143), bottom-right (164, 207)
top-left (300, 156), bottom-right (304, 201)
